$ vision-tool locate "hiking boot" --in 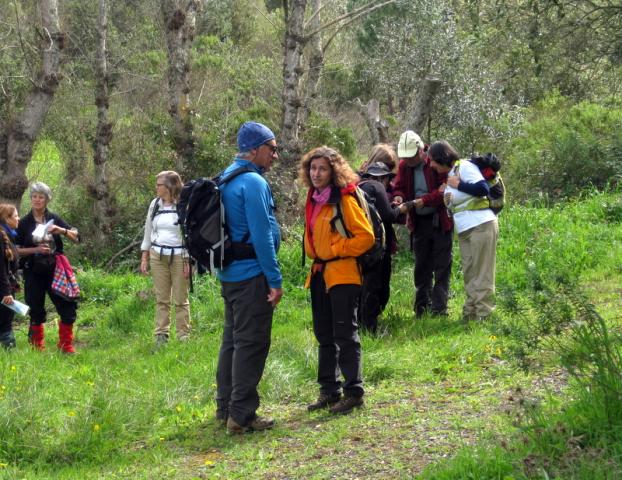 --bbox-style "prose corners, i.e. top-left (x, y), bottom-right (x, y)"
top-left (329, 396), bottom-right (364, 415)
top-left (307, 393), bottom-right (341, 412)
top-left (415, 307), bottom-right (429, 319)
top-left (226, 415), bottom-right (275, 434)
top-left (155, 334), bottom-right (168, 347)
top-left (28, 324), bottom-right (45, 351)
top-left (57, 322), bottom-right (77, 354)
top-left (0, 330), bottom-right (16, 349)
top-left (215, 409), bottom-right (228, 425)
